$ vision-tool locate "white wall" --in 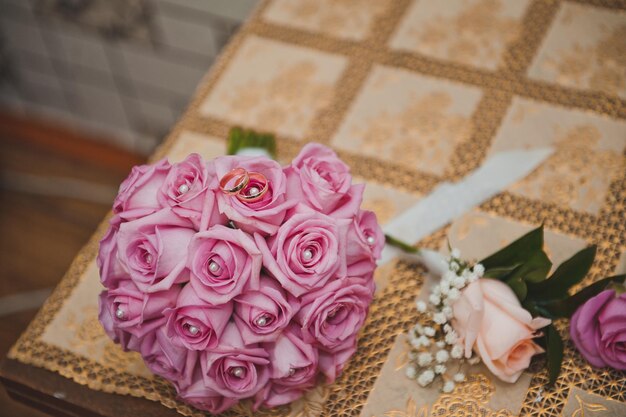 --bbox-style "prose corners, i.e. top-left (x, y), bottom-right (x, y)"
top-left (0, 0), bottom-right (258, 155)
